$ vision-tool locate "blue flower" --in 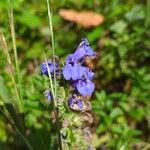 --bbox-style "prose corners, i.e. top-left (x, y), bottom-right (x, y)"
top-left (65, 54), bottom-right (77, 64)
top-left (63, 62), bottom-right (94, 81)
top-left (68, 96), bottom-right (84, 111)
top-left (44, 90), bottom-right (53, 101)
top-left (83, 67), bottom-right (94, 80)
top-left (73, 38), bottom-right (97, 61)
top-left (65, 38), bottom-right (96, 64)
top-left (63, 63), bottom-right (85, 80)
top-left (40, 60), bottom-right (58, 77)
top-left (75, 79), bottom-right (95, 96)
